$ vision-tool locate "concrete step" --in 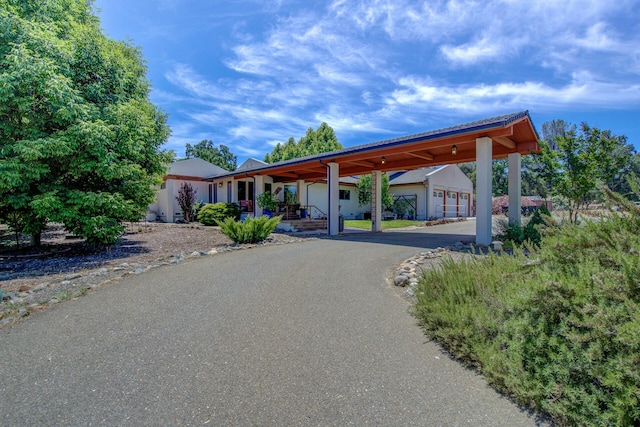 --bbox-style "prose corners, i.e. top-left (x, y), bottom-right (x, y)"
top-left (278, 219), bottom-right (327, 232)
